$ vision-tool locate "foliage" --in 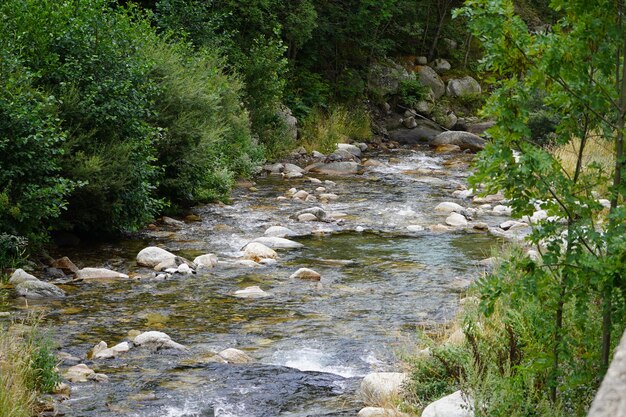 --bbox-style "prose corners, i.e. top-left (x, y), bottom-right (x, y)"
top-left (0, 234), bottom-right (28, 272)
top-left (299, 106), bottom-right (371, 154)
top-left (0, 319), bottom-right (61, 417)
top-left (397, 78), bottom-right (429, 109)
top-left (449, 0), bottom-right (626, 414)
